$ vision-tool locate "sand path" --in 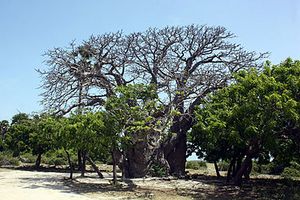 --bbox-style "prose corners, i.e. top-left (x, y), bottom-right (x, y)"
top-left (0, 169), bottom-right (92, 200)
